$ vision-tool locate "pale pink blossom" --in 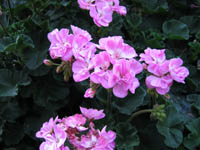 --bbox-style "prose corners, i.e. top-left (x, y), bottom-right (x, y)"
top-left (90, 51), bottom-right (113, 88)
top-left (80, 107), bottom-right (105, 120)
top-left (48, 29), bottom-right (74, 61)
top-left (99, 36), bottom-right (137, 60)
top-left (169, 58), bottom-right (189, 83)
top-left (139, 47), bottom-right (166, 65)
top-left (64, 114), bottom-right (87, 131)
top-left (109, 59), bottom-right (142, 98)
top-left (89, 1), bottom-right (113, 27)
top-left (72, 60), bottom-right (91, 82)
top-left (147, 60), bottom-right (170, 76)
top-left (95, 126), bottom-right (116, 150)
top-left (112, 0), bottom-right (127, 15)
top-left (146, 75), bottom-right (173, 95)
top-left (71, 25), bottom-right (92, 41)
top-left (78, 0), bottom-right (127, 27)
top-left (77, 0), bottom-right (95, 10)
top-left (36, 117), bottom-right (59, 139)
